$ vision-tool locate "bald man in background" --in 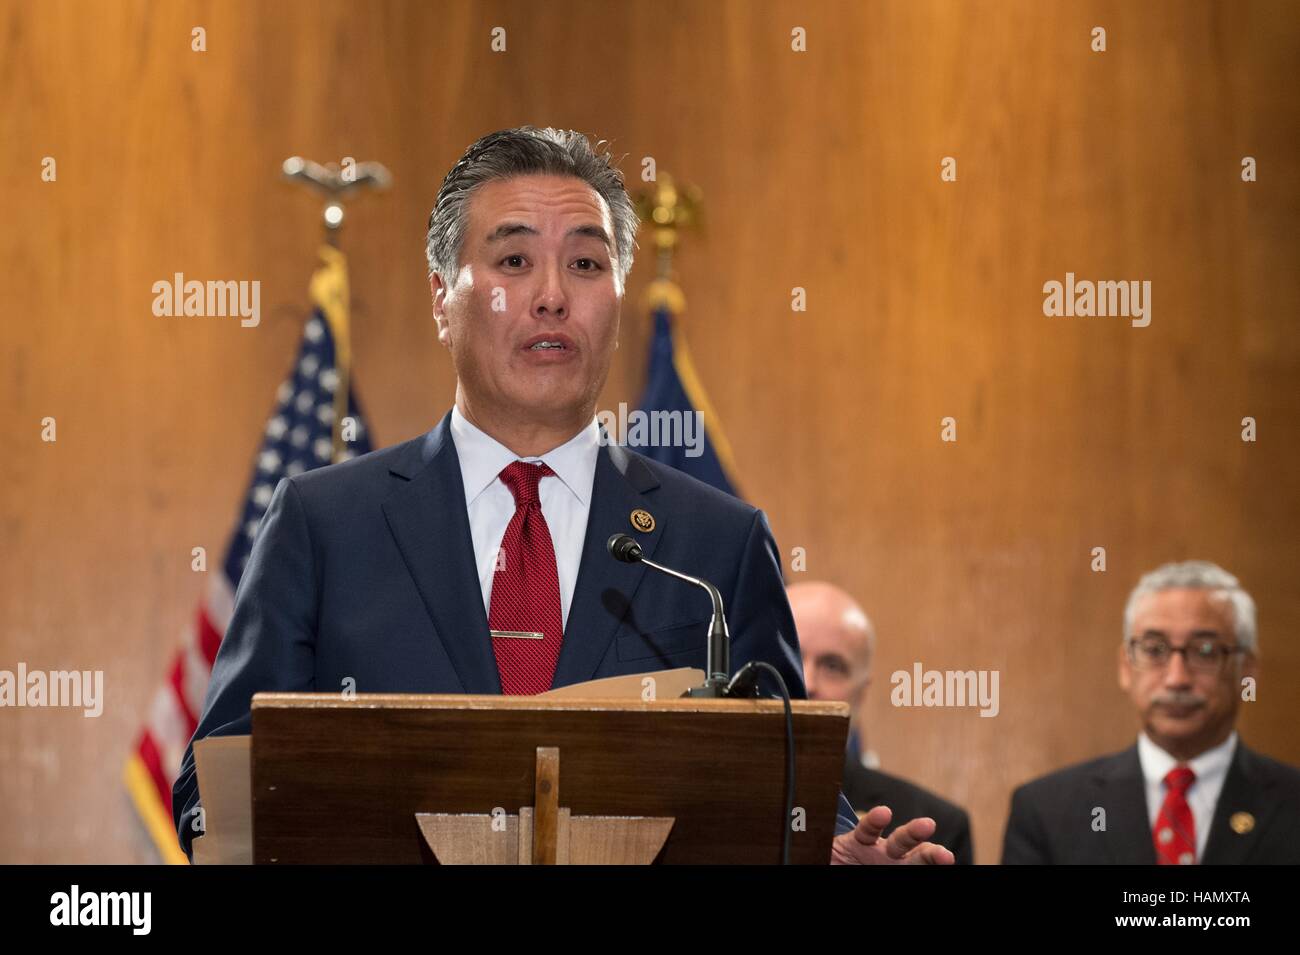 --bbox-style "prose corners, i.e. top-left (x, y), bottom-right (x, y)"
top-left (789, 581), bottom-right (975, 864)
